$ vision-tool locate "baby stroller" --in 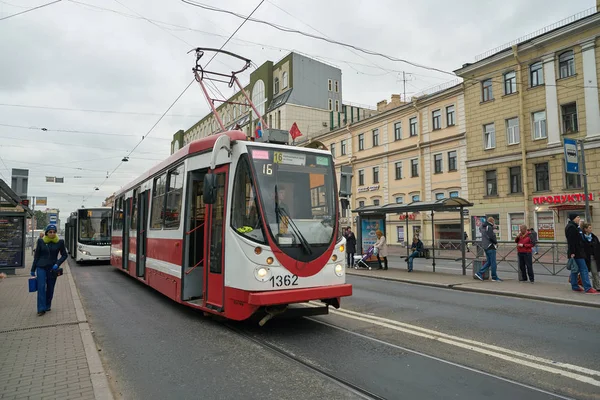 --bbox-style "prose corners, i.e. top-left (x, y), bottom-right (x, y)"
top-left (354, 245), bottom-right (375, 270)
